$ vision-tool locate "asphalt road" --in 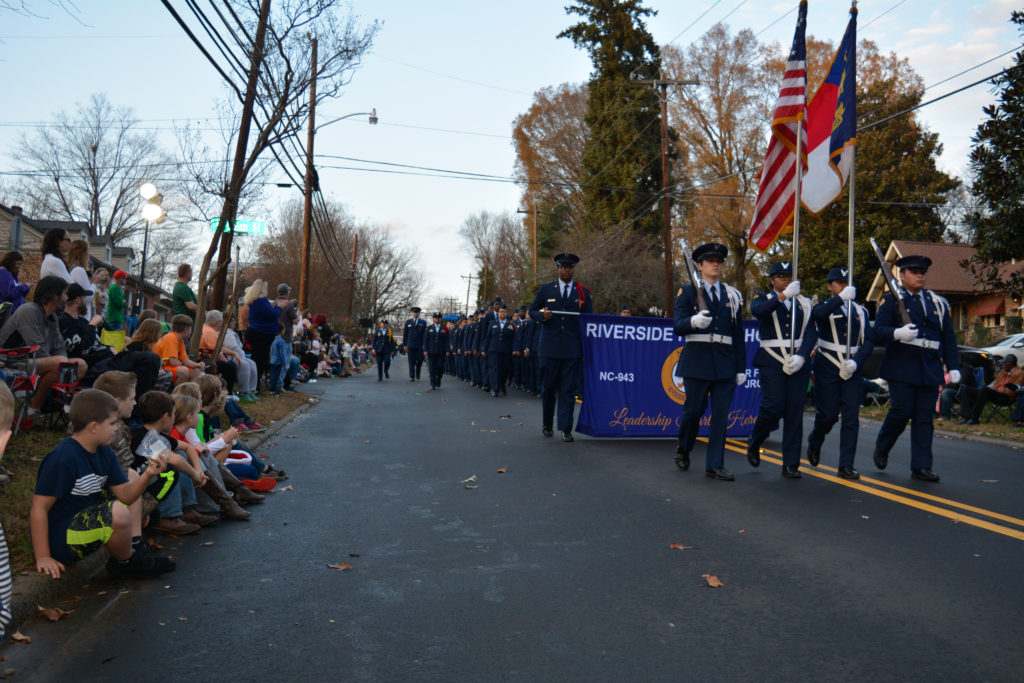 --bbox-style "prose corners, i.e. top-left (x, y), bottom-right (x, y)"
top-left (8, 370), bottom-right (1024, 682)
